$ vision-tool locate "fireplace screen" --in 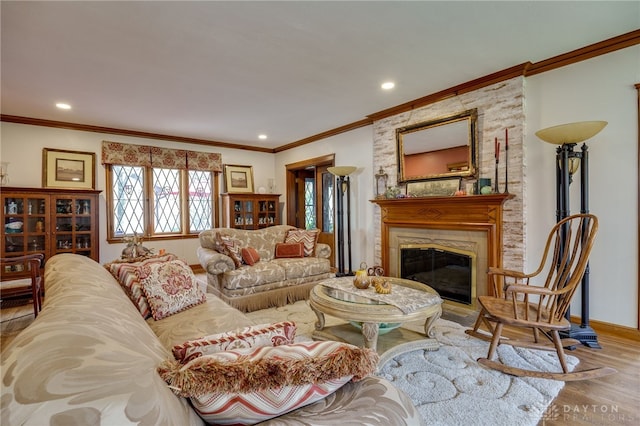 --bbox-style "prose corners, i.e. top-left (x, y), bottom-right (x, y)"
top-left (400, 245), bottom-right (475, 305)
